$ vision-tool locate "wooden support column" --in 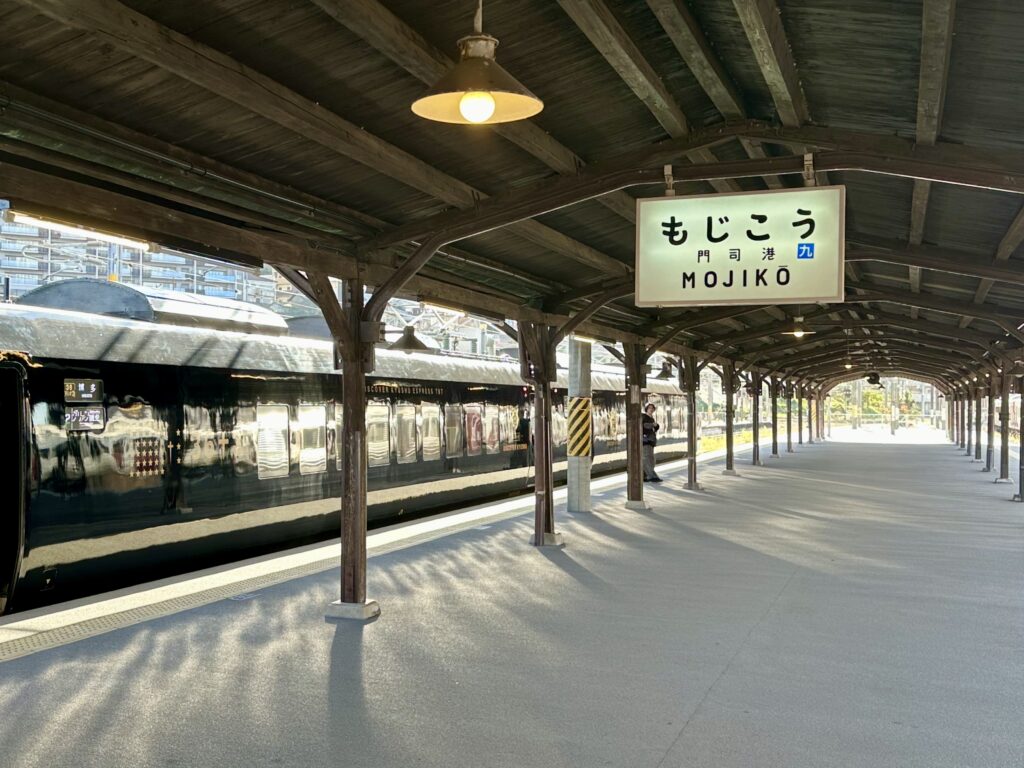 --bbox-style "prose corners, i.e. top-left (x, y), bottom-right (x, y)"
top-left (722, 361), bottom-right (739, 476)
top-left (807, 391), bottom-right (815, 444)
top-left (797, 385), bottom-right (804, 445)
top-left (786, 384), bottom-right (795, 452)
top-left (517, 322), bottom-right (562, 545)
top-left (282, 271), bottom-right (381, 622)
top-left (998, 374), bottom-right (1012, 483)
top-left (955, 394), bottom-right (962, 445)
top-left (985, 380), bottom-right (996, 472)
top-left (1016, 376), bottom-right (1024, 501)
top-left (974, 387), bottom-right (983, 462)
top-left (770, 378), bottom-right (780, 457)
top-left (337, 283), bottom-right (371, 611)
top-left (751, 373), bottom-right (763, 466)
top-left (682, 353), bottom-right (702, 491)
top-left (623, 342), bottom-right (651, 510)
top-left (965, 389), bottom-right (974, 456)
